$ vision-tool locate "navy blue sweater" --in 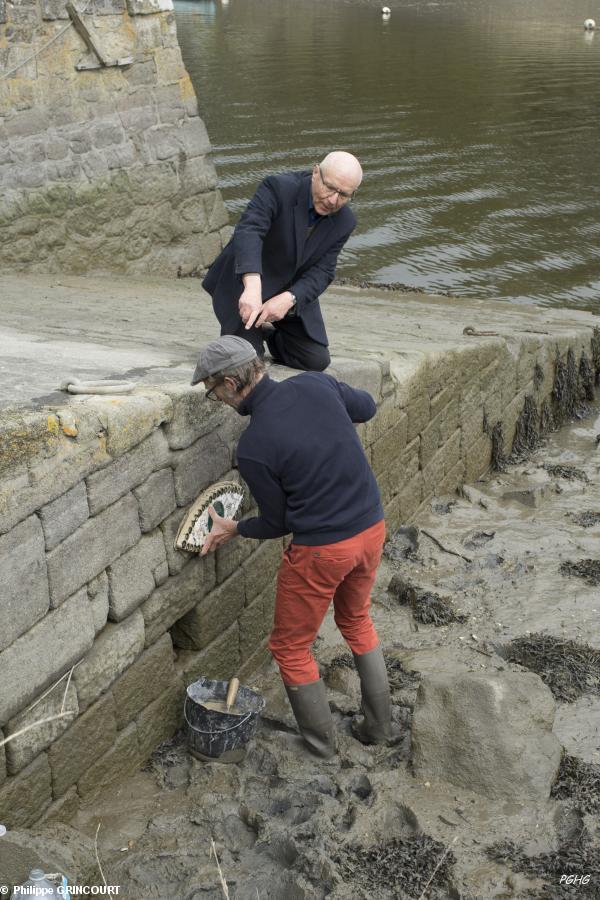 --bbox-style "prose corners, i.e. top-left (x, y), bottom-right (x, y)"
top-left (235, 373), bottom-right (383, 545)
